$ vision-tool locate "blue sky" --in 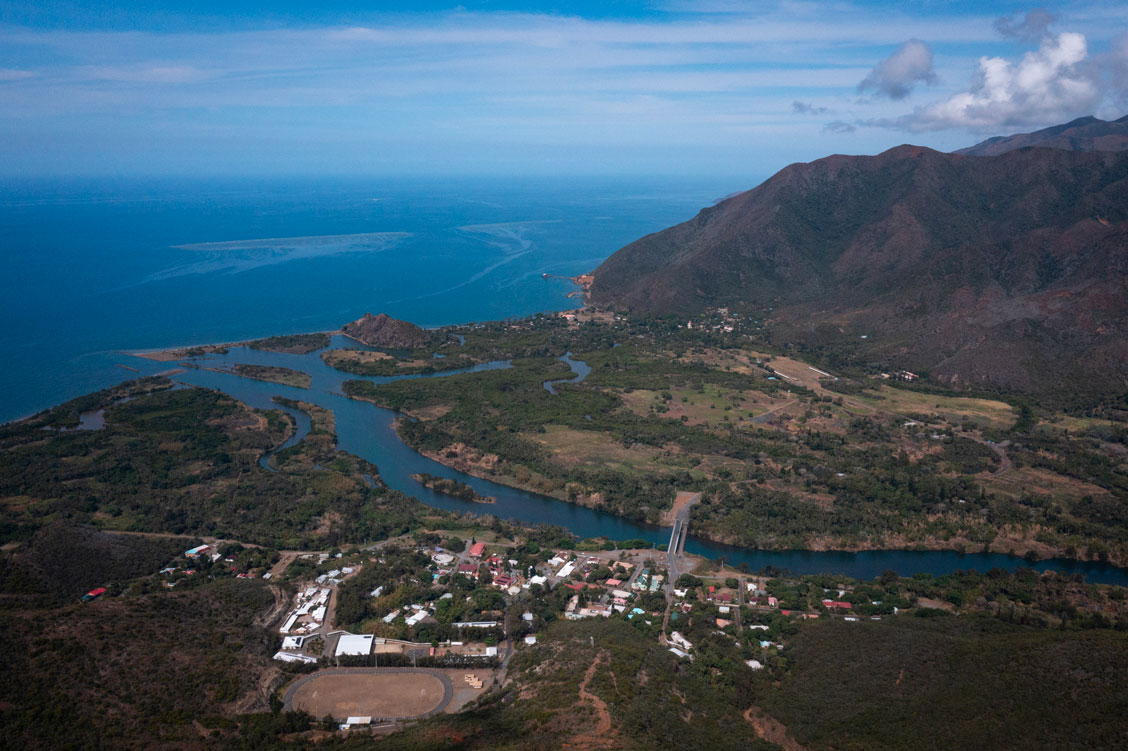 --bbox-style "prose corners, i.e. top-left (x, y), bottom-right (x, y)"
top-left (1, 1), bottom-right (1126, 178)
